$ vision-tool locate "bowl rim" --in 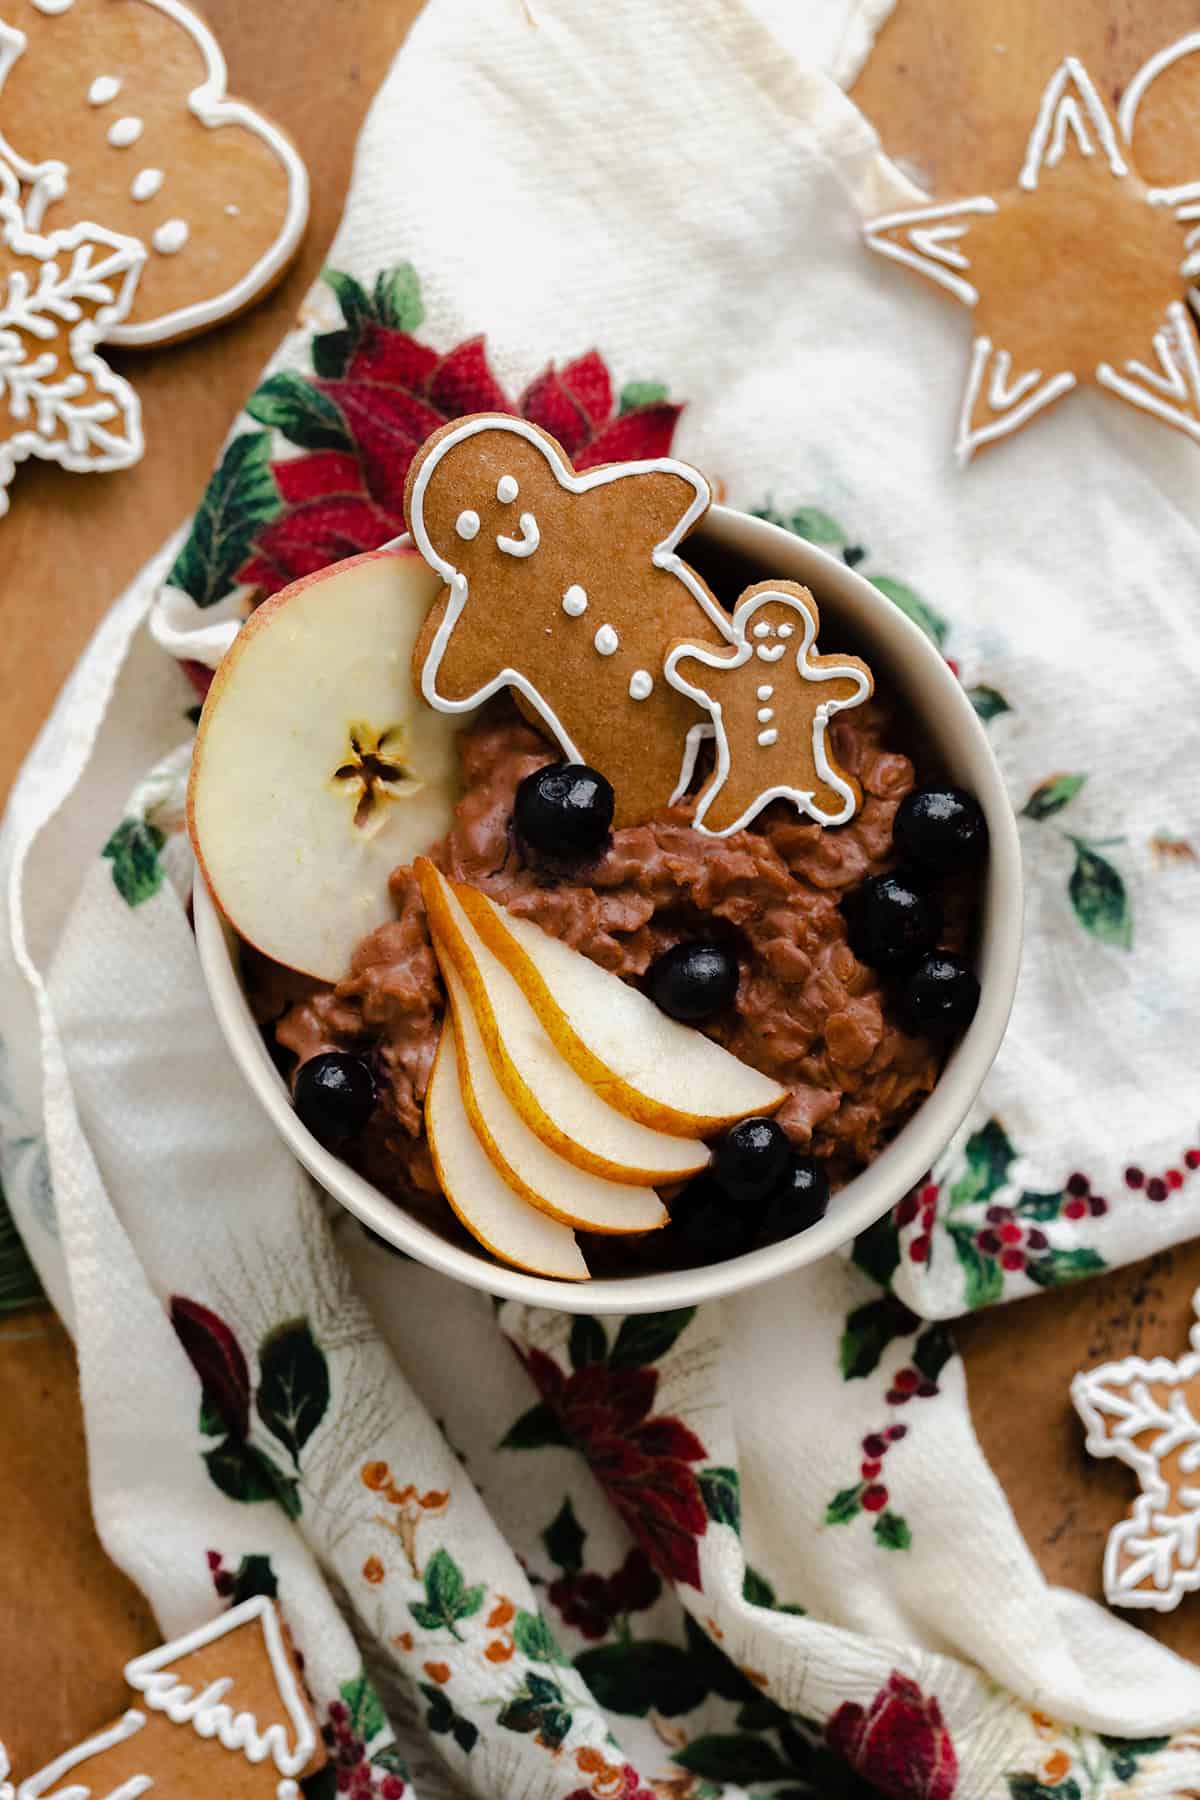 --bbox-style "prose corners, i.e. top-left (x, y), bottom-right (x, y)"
top-left (192, 504), bottom-right (1023, 1314)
